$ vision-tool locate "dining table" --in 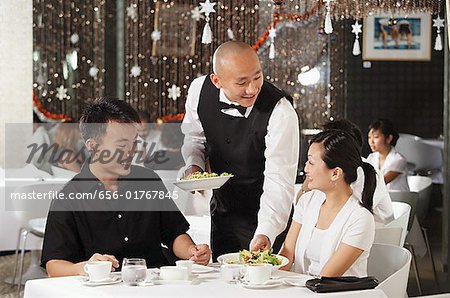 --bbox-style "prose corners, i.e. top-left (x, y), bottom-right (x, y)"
top-left (24, 265), bottom-right (388, 298)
